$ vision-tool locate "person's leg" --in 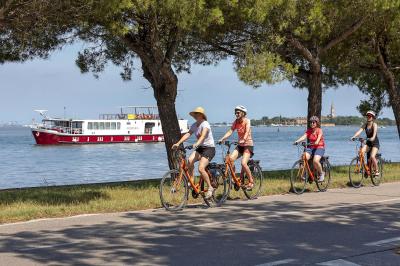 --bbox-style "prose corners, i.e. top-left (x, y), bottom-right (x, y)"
top-left (198, 157), bottom-right (212, 197)
top-left (369, 147), bottom-right (379, 174)
top-left (188, 151), bottom-right (201, 178)
top-left (241, 151), bottom-right (253, 186)
top-left (313, 155), bottom-right (323, 176)
top-left (229, 149), bottom-right (240, 173)
top-left (303, 151), bottom-right (311, 161)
